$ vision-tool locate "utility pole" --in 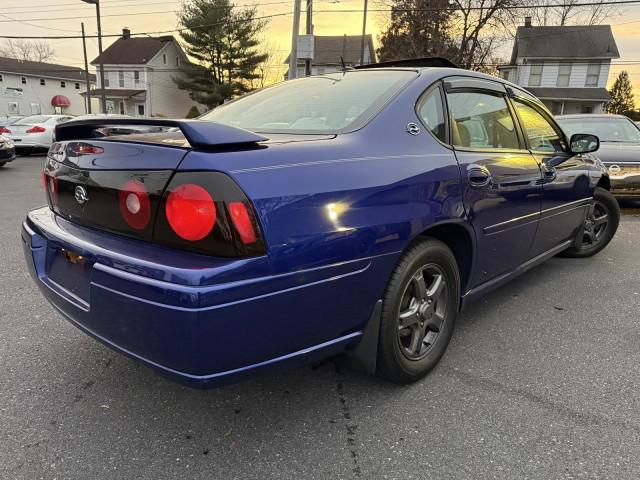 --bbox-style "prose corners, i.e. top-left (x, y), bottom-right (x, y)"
top-left (82, 0), bottom-right (107, 113)
top-left (81, 23), bottom-right (92, 114)
top-left (304, 0), bottom-right (313, 76)
top-left (288, 0), bottom-right (302, 80)
top-left (360, 0), bottom-right (369, 66)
